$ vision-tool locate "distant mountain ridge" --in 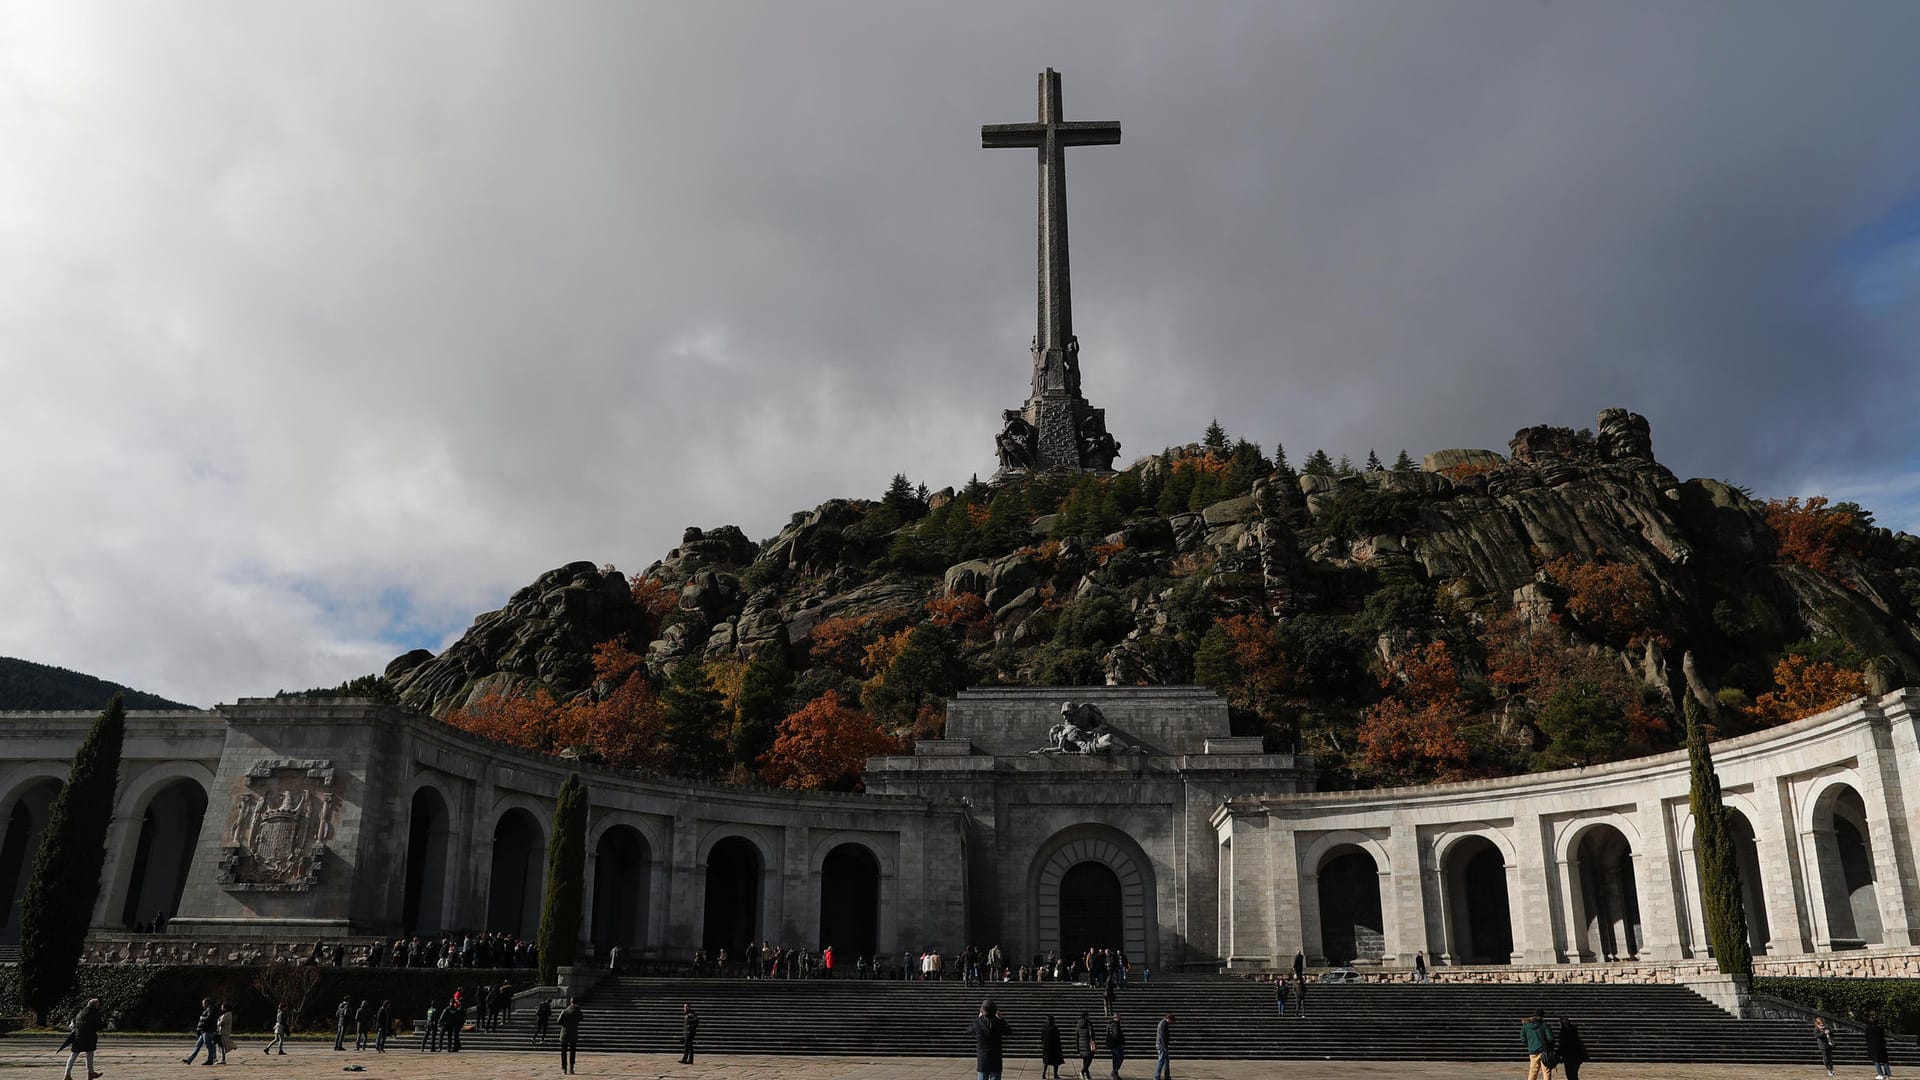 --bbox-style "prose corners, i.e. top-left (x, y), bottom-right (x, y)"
top-left (0, 657), bottom-right (194, 712)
